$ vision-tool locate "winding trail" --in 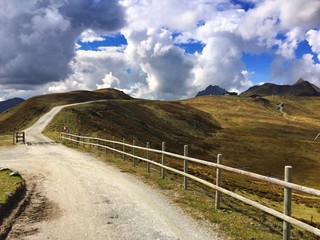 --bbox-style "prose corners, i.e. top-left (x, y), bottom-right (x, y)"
top-left (0, 101), bottom-right (221, 240)
top-left (278, 103), bottom-right (287, 118)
